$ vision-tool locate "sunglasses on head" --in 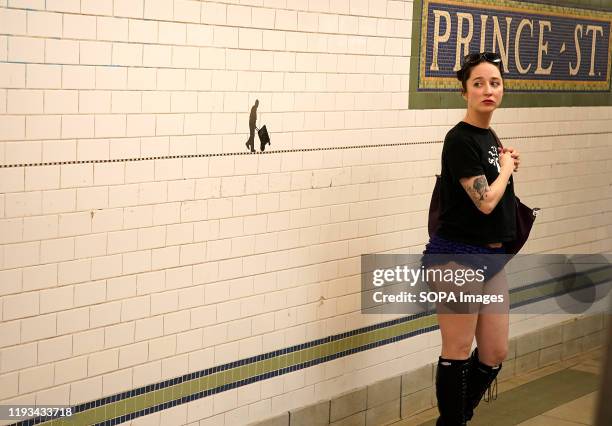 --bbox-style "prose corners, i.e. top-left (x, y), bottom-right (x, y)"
top-left (462, 52), bottom-right (502, 67)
